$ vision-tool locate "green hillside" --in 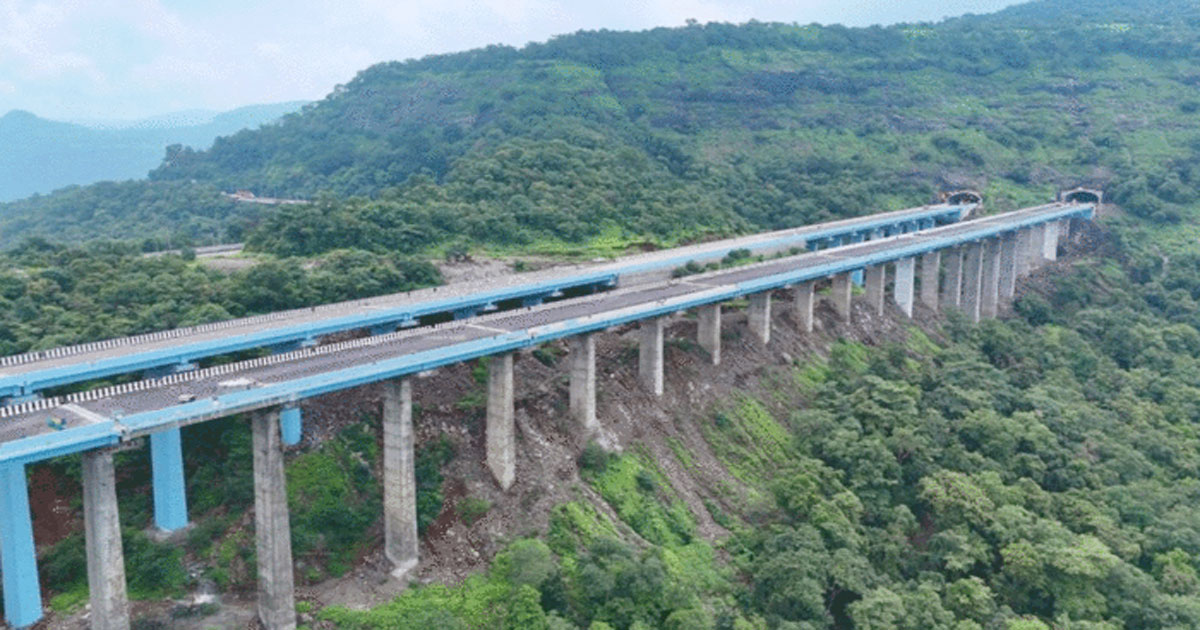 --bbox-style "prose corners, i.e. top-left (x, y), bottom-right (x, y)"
top-left (5, 0), bottom-right (1200, 253)
top-left (7, 2), bottom-right (1200, 629)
